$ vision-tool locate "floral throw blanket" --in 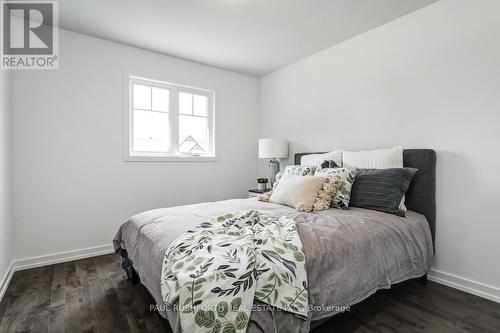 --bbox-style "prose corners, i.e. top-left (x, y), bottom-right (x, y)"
top-left (161, 210), bottom-right (309, 333)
